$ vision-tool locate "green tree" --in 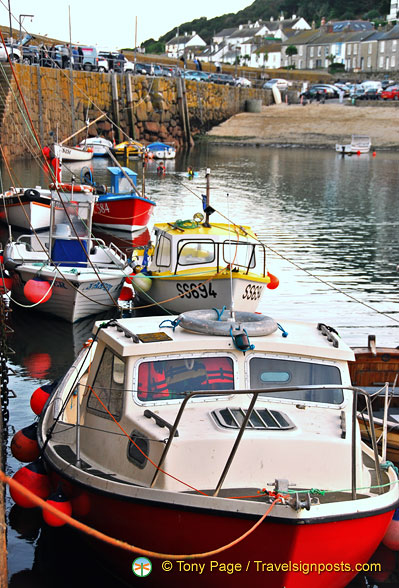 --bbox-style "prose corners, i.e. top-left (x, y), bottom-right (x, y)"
top-left (285, 44), bottom-right (298, 65)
